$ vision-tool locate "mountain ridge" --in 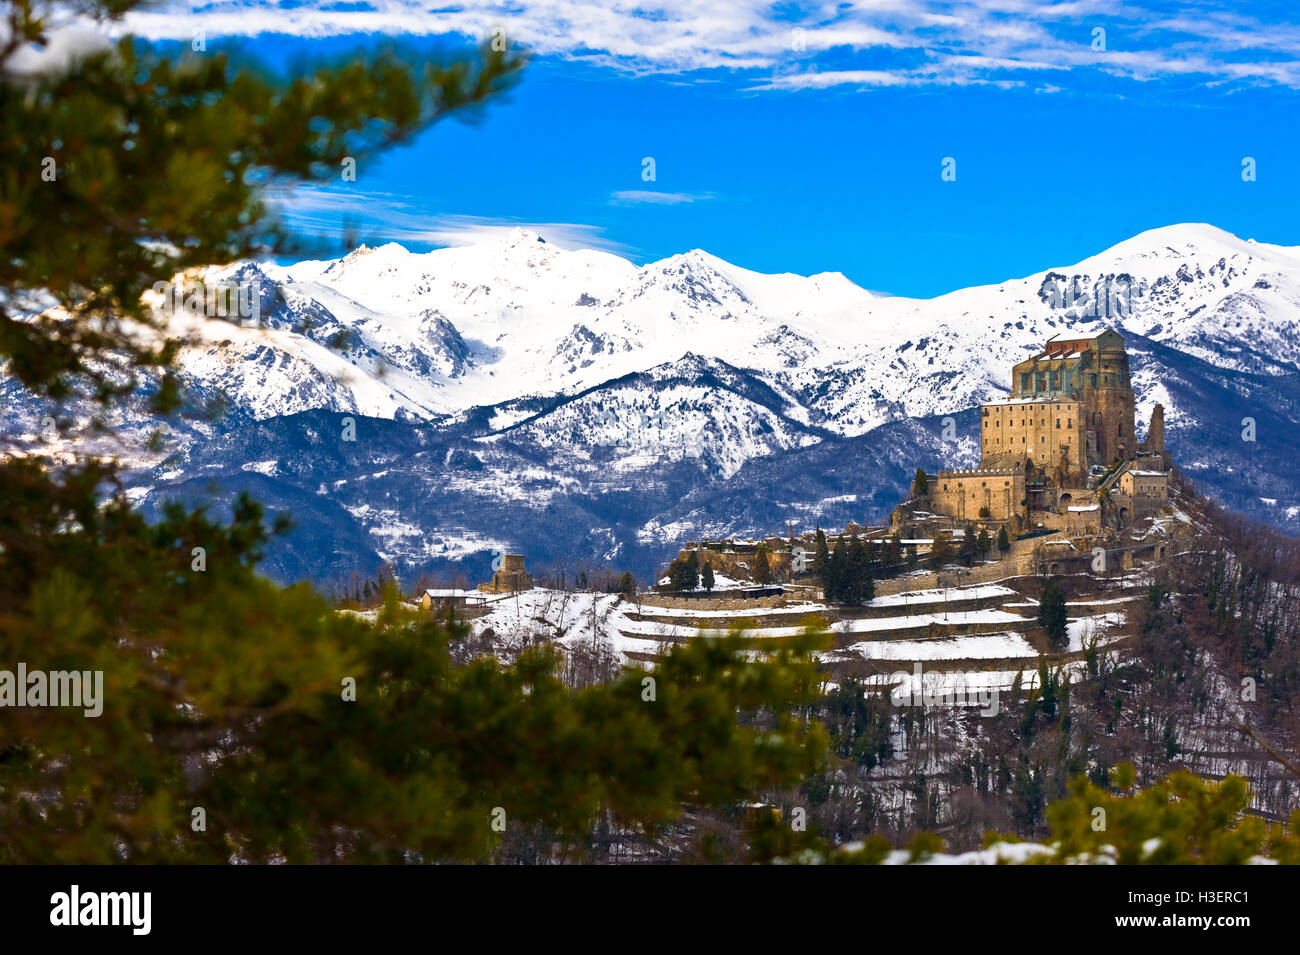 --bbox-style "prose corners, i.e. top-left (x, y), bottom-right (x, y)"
top-left (6, 222), bottom-right (1300, 587)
